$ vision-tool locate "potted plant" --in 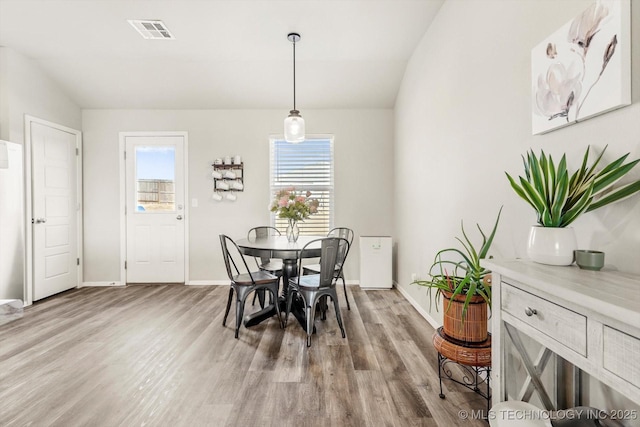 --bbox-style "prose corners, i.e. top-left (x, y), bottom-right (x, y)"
top-left (506, 145), bottom-right (640, 265)
top-left (270, 187), bottom-right (319, 242)
top-left (412, 207), bottom-right (501, 343)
